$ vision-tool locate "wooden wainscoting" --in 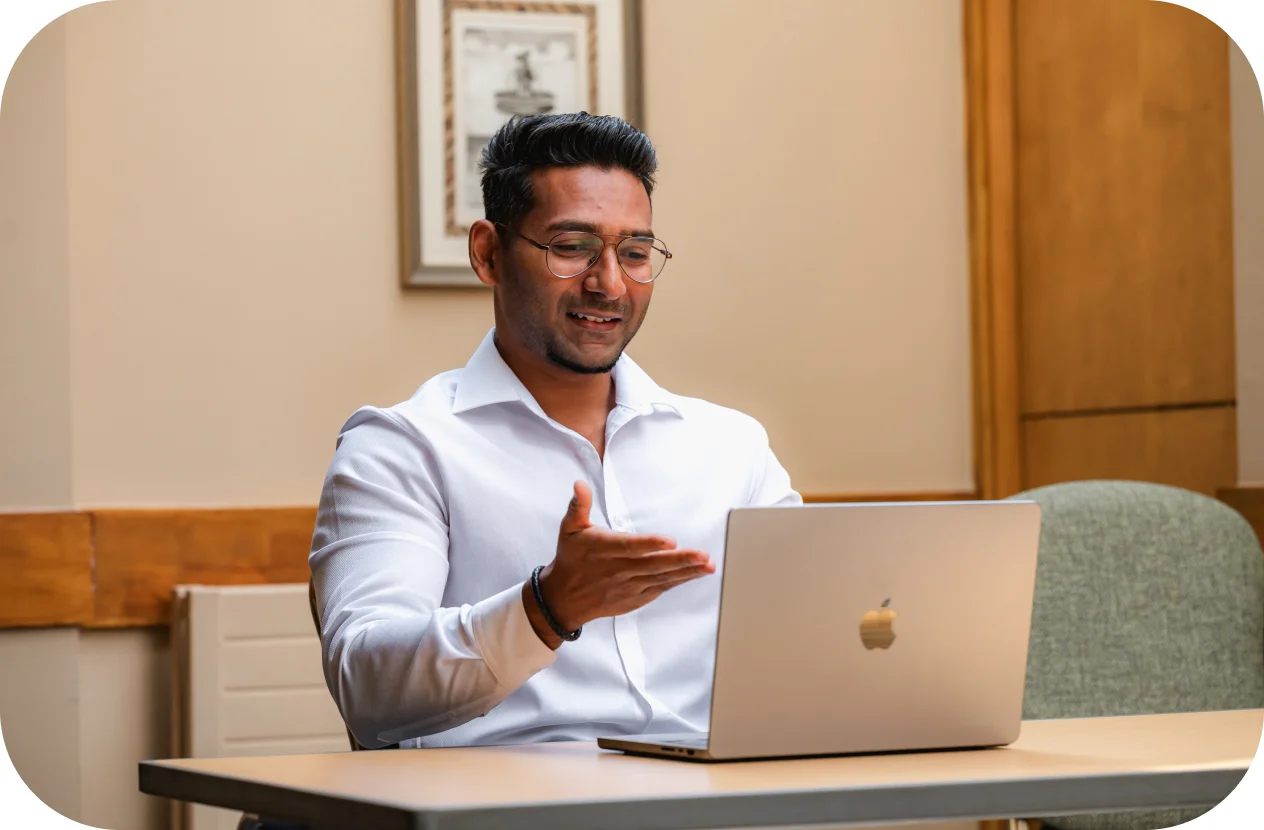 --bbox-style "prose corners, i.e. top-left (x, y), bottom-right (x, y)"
top-left (0, 508), bottom-right (316, 629)
top-left (964, 0), bottom-right (1238, 499)
top-left (0, 493), bottom-right (974, 629)
top-left (1218, 486), bottom-right (1264, 547)
top-left (803, 492), bottom-right (978, 504)
top-left (0, 512), bottom-right (95, 628)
